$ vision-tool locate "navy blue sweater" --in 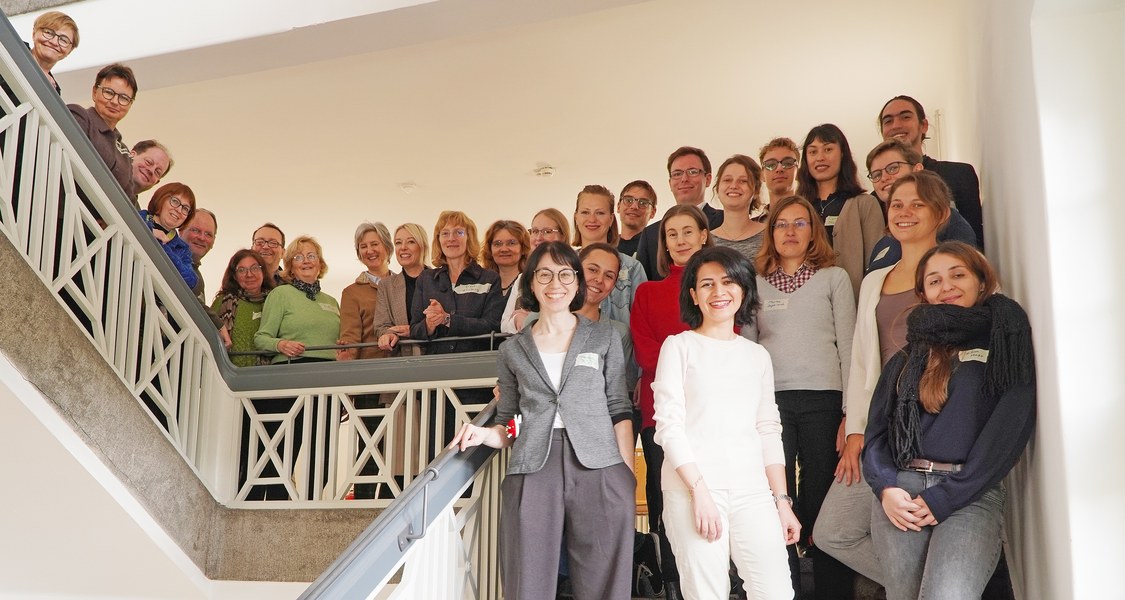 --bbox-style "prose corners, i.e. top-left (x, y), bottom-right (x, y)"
top-left (863, 340), bottom-right (1036, 523)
